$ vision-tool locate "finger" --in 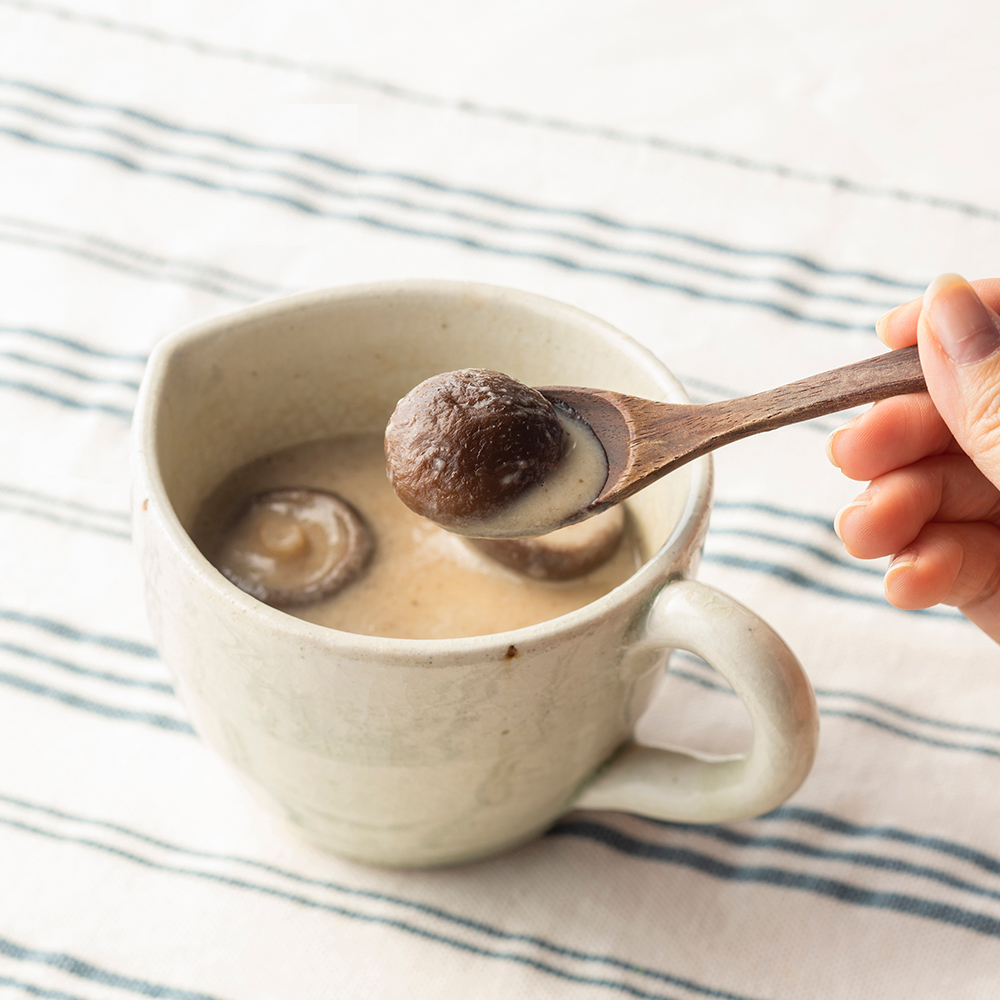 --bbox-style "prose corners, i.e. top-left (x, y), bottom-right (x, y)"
top-left (883, 522), bottom-right (1000, 643)
top-left (876, 296), bottom-right (922, 349)
top-left (834, 453), bottom-right (1000, 560)
top-left (918, 274), bottom-right (1000, 488)
top-left (826, 392), bottom-right (955, 481)
top-left (876, 277), bottom-right (1000, 349)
